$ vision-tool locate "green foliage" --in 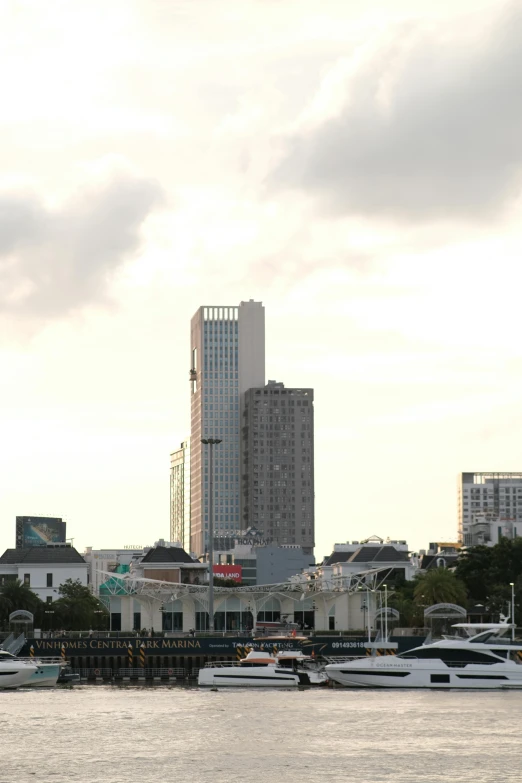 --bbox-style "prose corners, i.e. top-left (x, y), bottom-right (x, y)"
top-left (389, 570), bottom-right (467, 626)
top-left (52, 579), bottom-right (108, 631)
top-left (413, 568), bottom-right (467, 607)
top-left (0, 579), bottom-right (44, 628)
top-left (455, 538), bottom-right (522, 623)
